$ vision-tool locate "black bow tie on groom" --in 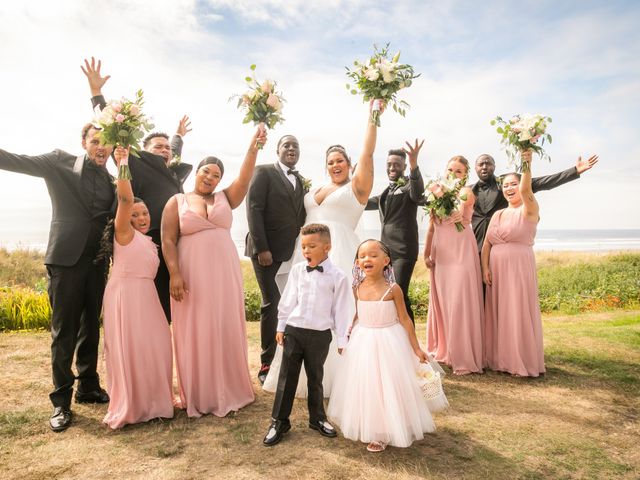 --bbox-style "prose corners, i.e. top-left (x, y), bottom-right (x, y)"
top-left (287, 169), bottom-right (298, 176)
top-left (306, 265), bottom-right (324, 273)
